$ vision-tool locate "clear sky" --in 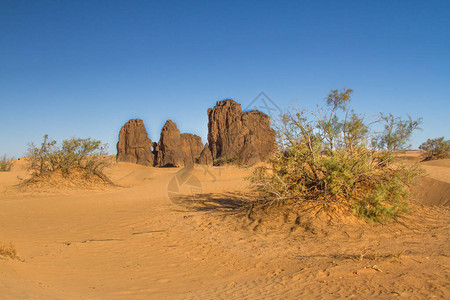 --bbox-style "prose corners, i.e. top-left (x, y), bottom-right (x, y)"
top-left (1, 0), bottom-right (449, 157)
